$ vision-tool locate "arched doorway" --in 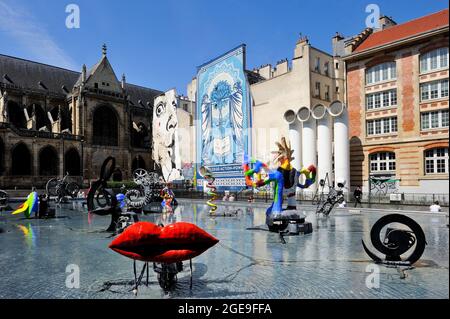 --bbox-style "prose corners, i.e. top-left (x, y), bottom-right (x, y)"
top-left (93, 105), bottom-right (118, 146)
top-left (7, 101), bottom-right (26, 129)
top-left (131, 155), bottom-right (146, 173)
top-left (39, 146), bottom-right (59, 176)
top-left (0, 137), bottom-right (4, 175)
top-left (65, 148), bottom-right (81, 176)
top-left (11, 143), bottom-right (32, 175)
